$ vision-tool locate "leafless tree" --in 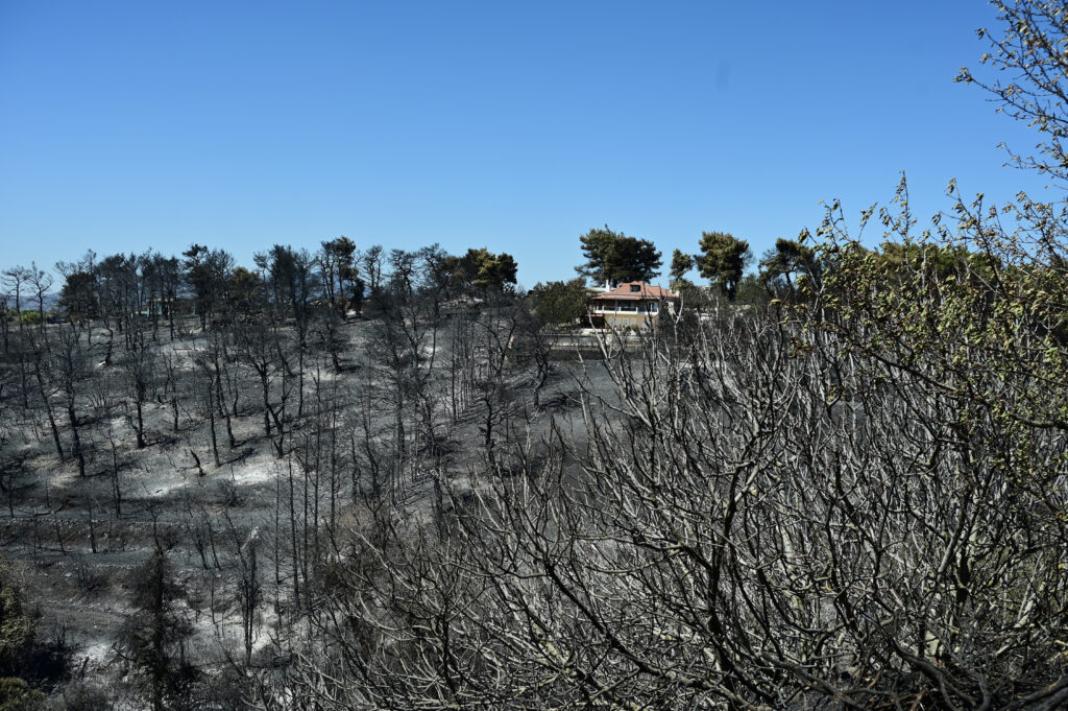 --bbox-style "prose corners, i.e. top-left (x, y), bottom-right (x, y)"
top-left (55, 325), bottom-right (89, 477)
top-left (3, 266), bottom-right (31, 409)
top-left (26, 262), bottom-right (53, 333)
top-left (121, 329), bottom-right (156, 449)
top-left (279, 203), bottom-right (1067, 709)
